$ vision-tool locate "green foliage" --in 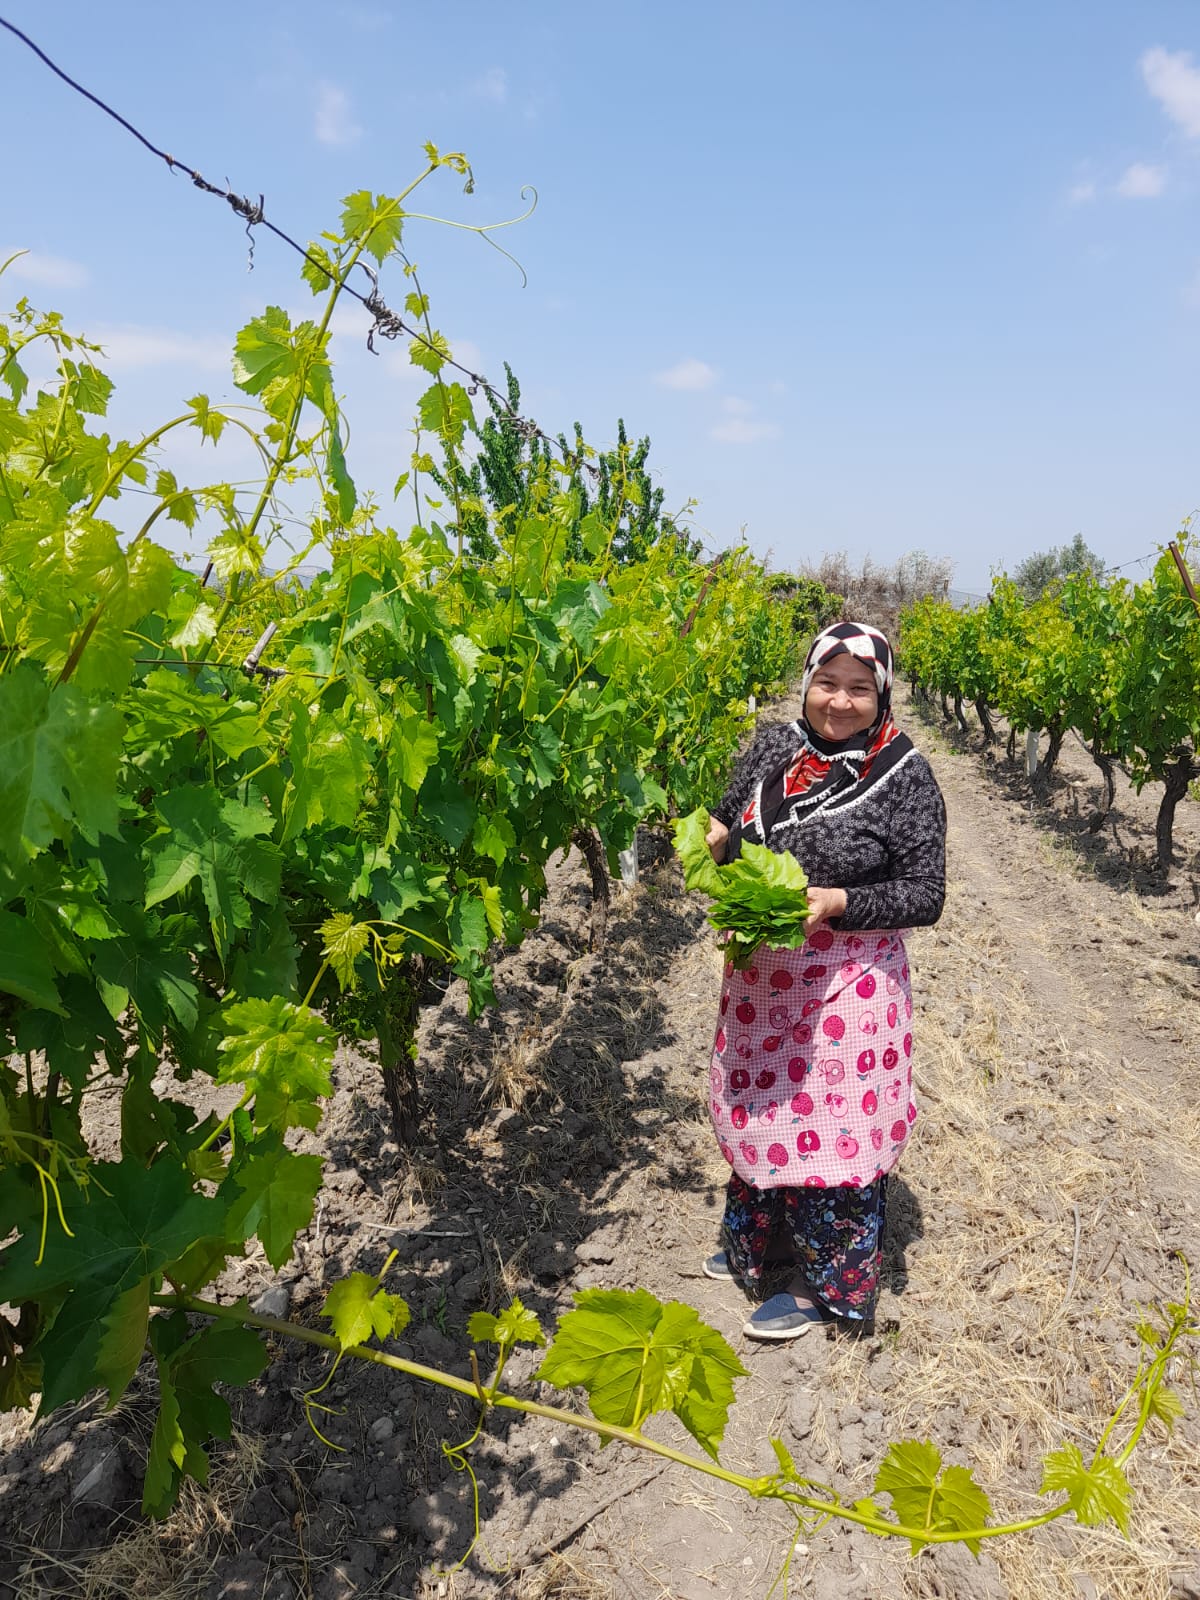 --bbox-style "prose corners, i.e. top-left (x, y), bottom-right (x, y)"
top-left (144, 1314), bottom-right (269, 1516)
top-left (0, 1159), bottom-right (225, 1410)
top-left (0, 156), bottom-right (797, 1506)
top-left (868, 1438), bottom-right (993, 1554)
top-left (215, 998), bottom-right (335, 1133)
top-left (438, 362), bottom-right (704, 567)
top-left (900, 539), bottom-right (1200, 864)
top-left (672, 807), bottom-right (810, 966)
top-left (1039, 1443), bottom-right (1130, 1534)
top-left (321, 1268), bottom-right (412, 1352)
top-left (537, 1286), bottom-right (748, 1460)
top-left (469, 1295), bottom-right (545, 1350)
top-left (1013, 532), bottom-right (1106, 601)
